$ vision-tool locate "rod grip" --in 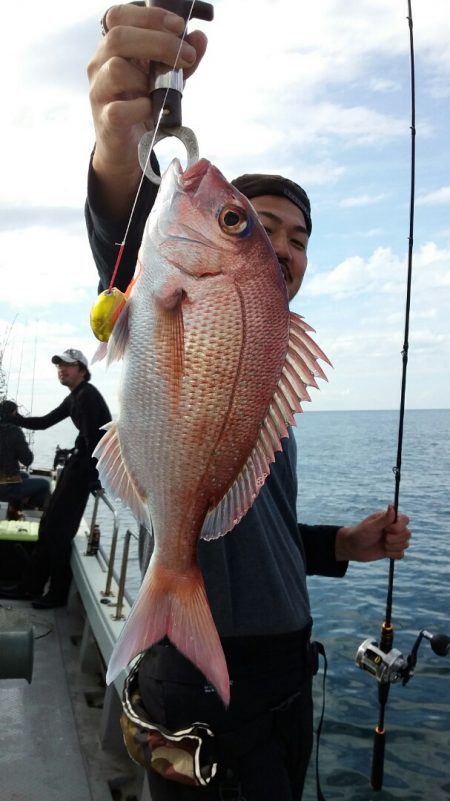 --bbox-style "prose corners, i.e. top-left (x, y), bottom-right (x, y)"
top-left (371, 726), bottom-right (385, 790)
